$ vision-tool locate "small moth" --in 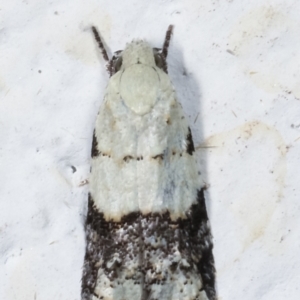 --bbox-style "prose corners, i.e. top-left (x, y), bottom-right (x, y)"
top-left (81, 25), bottom-right (216, 300)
